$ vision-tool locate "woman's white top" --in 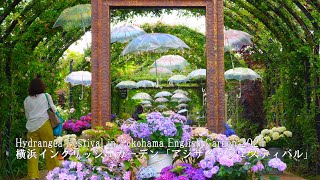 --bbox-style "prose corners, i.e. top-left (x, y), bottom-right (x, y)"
top-left (24, 93), bottom-right (57, 132)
